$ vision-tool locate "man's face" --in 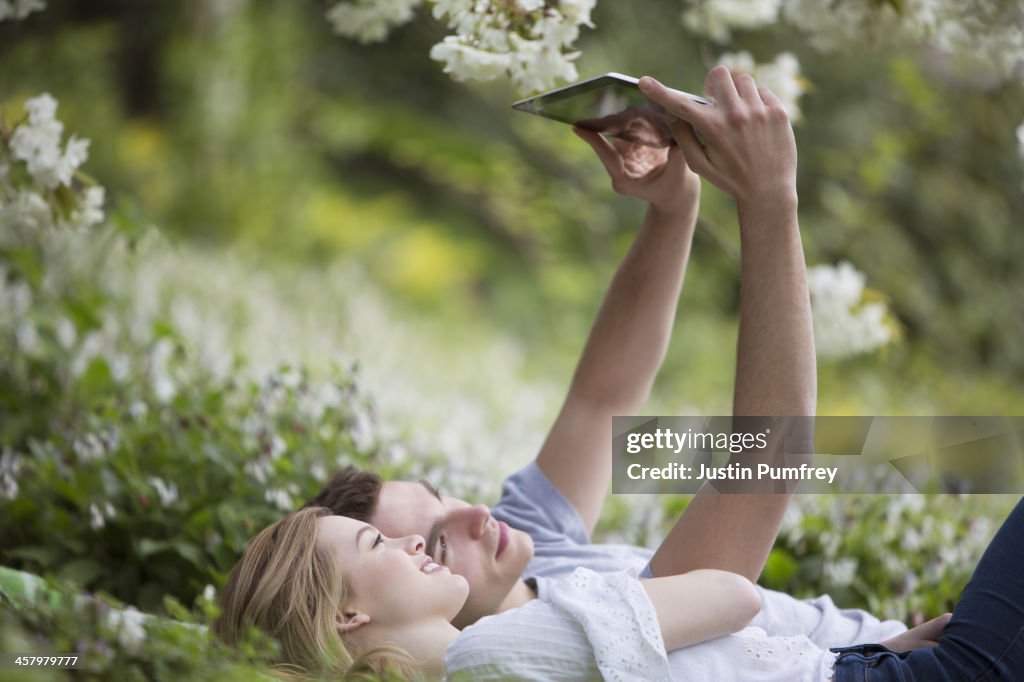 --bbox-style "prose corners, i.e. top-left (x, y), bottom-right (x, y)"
top-left (369, 480), bottom-right (534, 629)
